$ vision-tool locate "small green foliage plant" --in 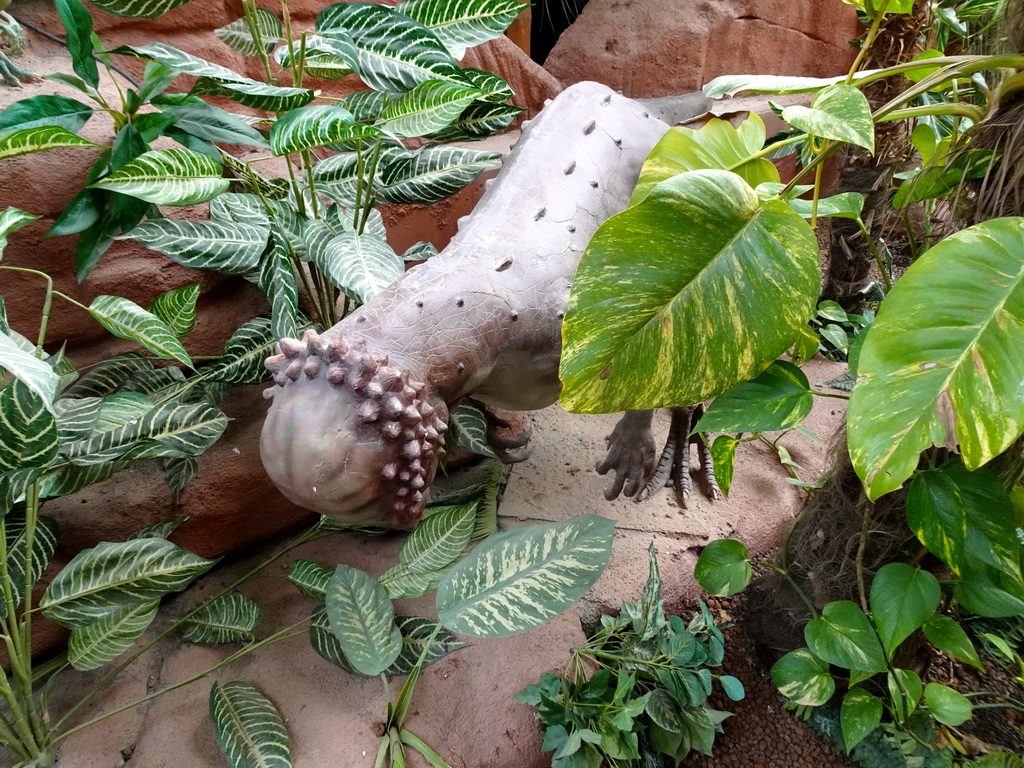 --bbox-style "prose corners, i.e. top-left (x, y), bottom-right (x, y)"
top-left (517, 546), bottom-right (743, 767)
